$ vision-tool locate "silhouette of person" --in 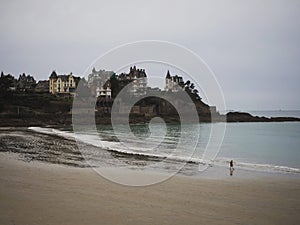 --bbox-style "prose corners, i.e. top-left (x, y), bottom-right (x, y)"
top-left (229, 160), bottom-right (234, 176)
